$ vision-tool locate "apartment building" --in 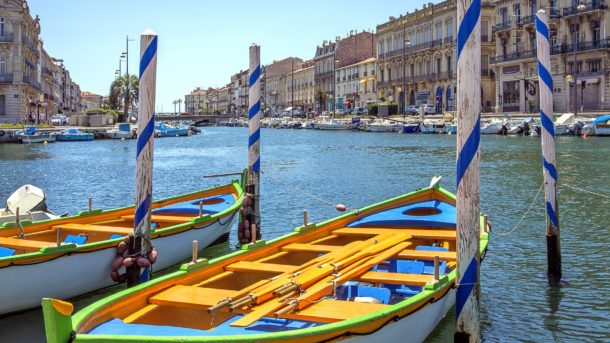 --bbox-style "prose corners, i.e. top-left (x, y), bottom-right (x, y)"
top-left (376, 0), bottom-right (496, 114)
top-left (185, 87), bottom-right (207, 114)
top-left (492, 0), bottom-right (610, 113)
top-left (264, 57), bottom-right (303, 112)
top-left (285, 61), bottom-right (315, 112)
top-left (335, 57), bottom-right (377, 111)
